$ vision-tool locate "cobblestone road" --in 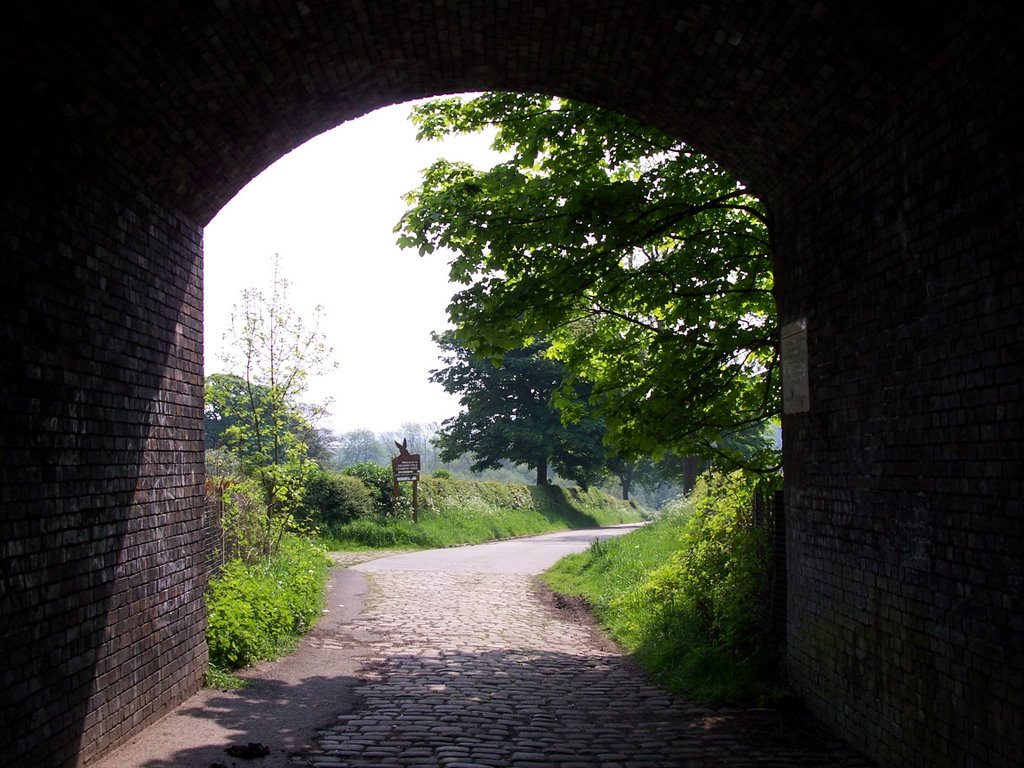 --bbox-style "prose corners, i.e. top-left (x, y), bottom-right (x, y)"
top-left (296, 568), bottom-right (873, 768)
